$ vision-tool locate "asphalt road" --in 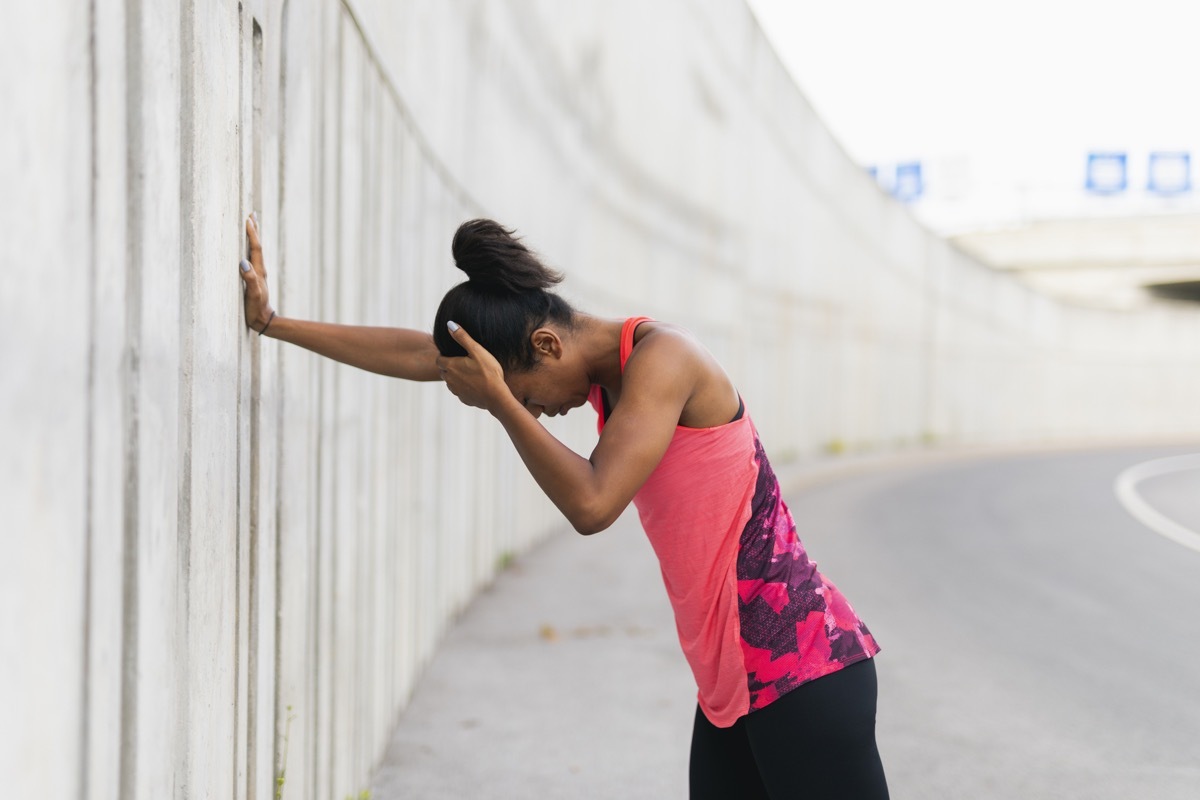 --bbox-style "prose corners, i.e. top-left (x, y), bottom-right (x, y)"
top-left (372, 441), bottom-right (1200, 799)
top-left (796, 441), bottom-right (1200, 799)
